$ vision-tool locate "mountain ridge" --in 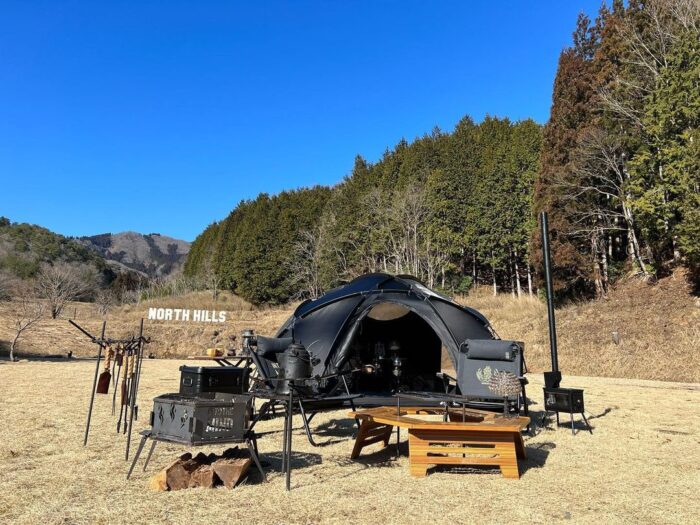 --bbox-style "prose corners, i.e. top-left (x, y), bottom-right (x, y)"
top-left (77, 231), bottom-right (190, 278)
